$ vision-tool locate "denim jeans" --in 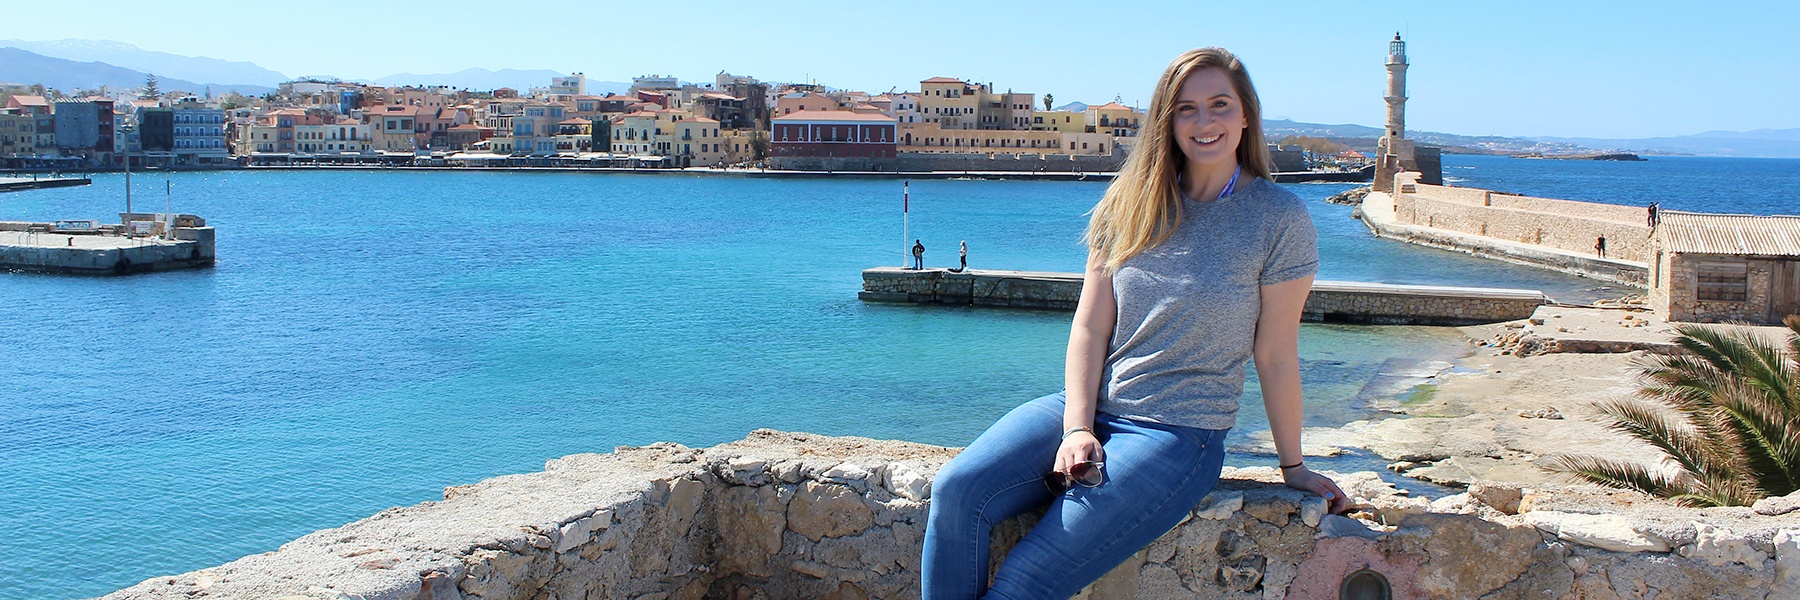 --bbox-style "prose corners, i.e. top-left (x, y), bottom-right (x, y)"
top-left (922, 392), bottom-right (1229, 599)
